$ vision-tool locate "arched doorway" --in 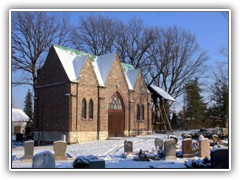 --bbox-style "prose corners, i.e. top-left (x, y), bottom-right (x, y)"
top-left (108, 92), bottom-right (124, 137)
